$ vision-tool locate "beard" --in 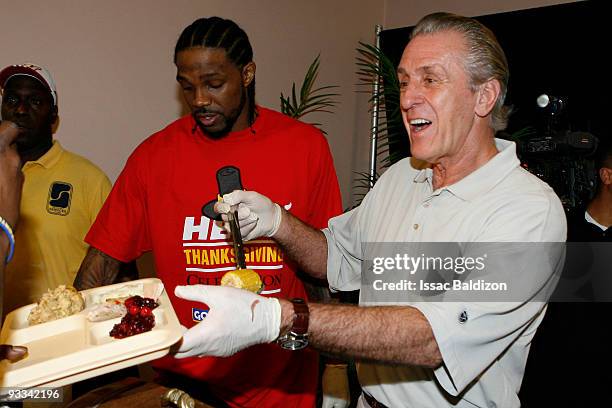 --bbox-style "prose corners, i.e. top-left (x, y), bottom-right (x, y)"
top-left (193, 90), bottom-right (247, 140)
